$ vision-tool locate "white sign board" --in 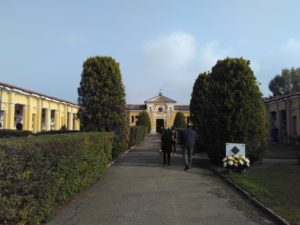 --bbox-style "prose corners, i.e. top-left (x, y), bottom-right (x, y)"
top-left (226, 143), bottom-right (245, 157)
